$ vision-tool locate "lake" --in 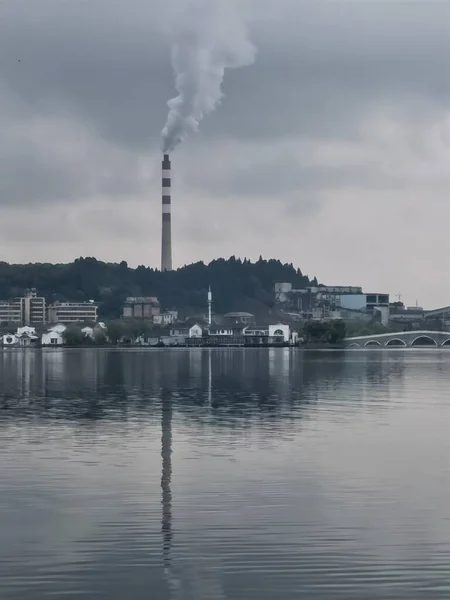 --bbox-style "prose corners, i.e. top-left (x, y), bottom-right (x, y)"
top-left (1, 348), bottom-right (450, 599)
